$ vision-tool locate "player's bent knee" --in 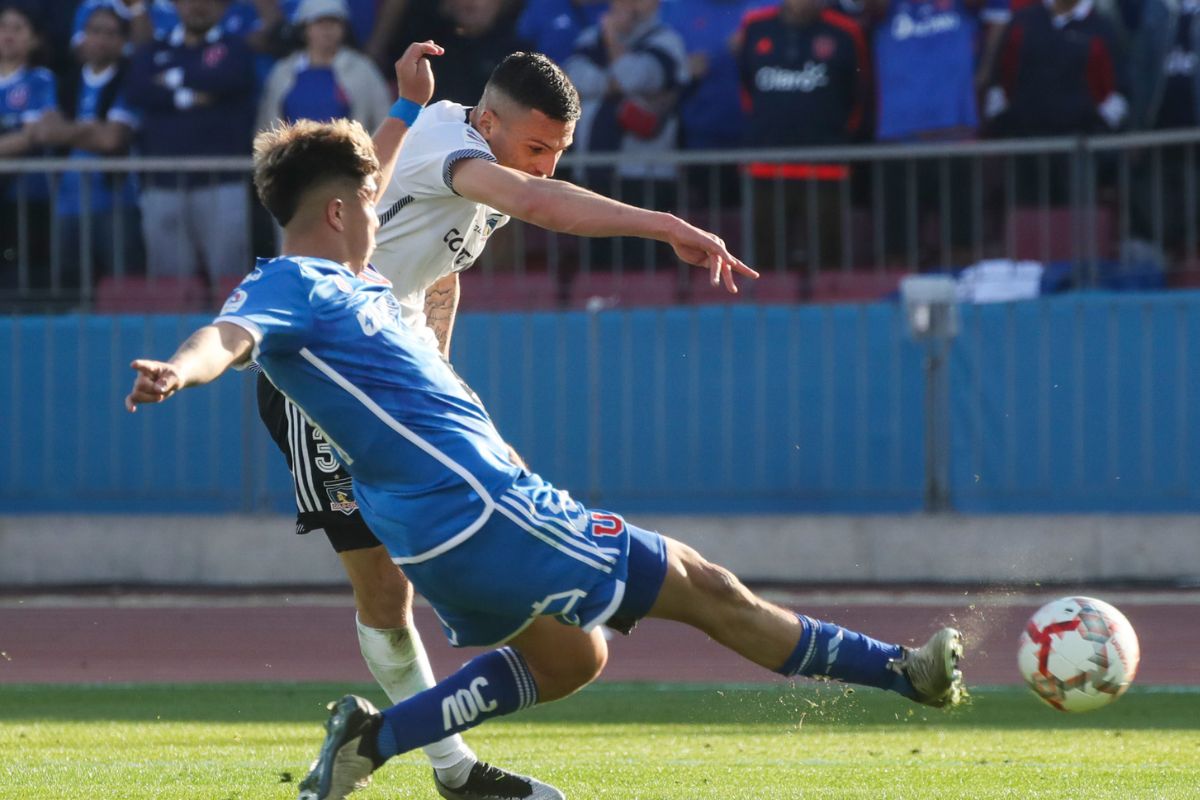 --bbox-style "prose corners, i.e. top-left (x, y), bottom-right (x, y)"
top-left (340, 547), bottom-right (414, 629)
top-left (514, 629), bottom-right (607, 703)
